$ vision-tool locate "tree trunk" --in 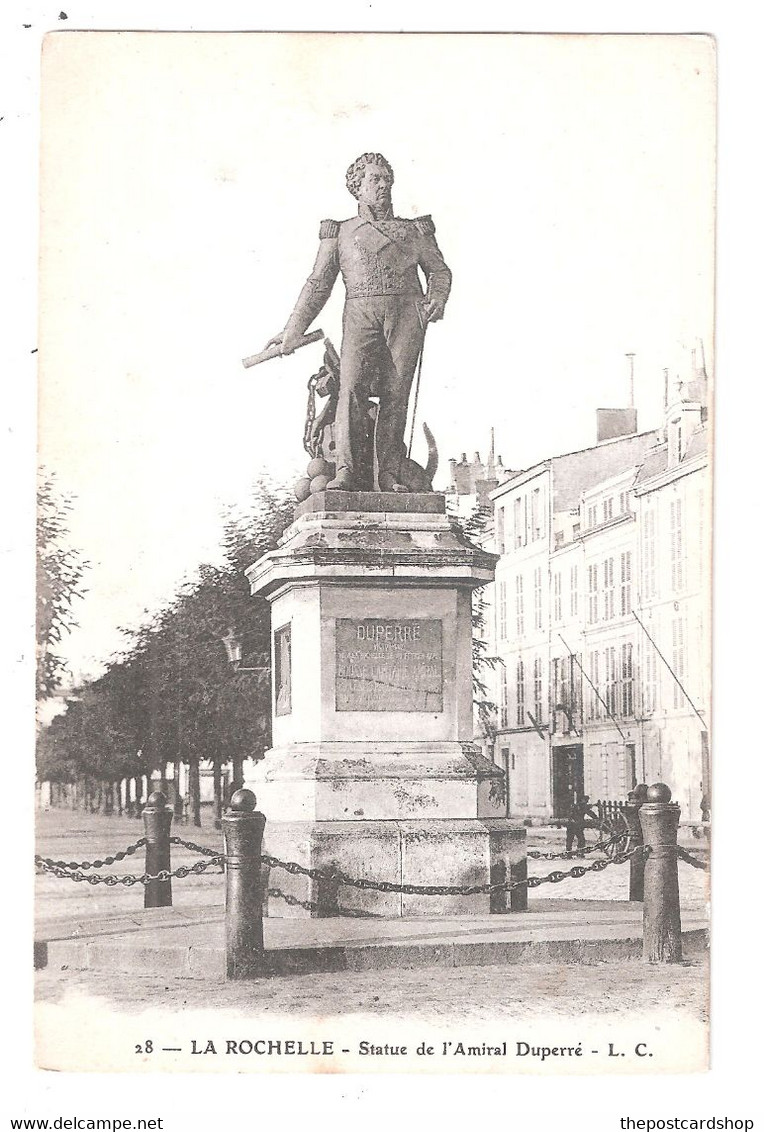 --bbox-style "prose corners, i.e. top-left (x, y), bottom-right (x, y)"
top-left (172, 758), bottom-right (183, 819)
top-left (232, 755), bottom-right (244, 795)
top-left (125, 776), bottom-right (133, 817)
top-left (133, 775), bottom-right (142, 818)
top-left (116, 779), bottom-right (123, 817)
top-left (104, 781), bottom-right (114, 816)
top-left (213, 757), bottom-right (223, 829)
top-left (189, 757), bottom-right (201, 828)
